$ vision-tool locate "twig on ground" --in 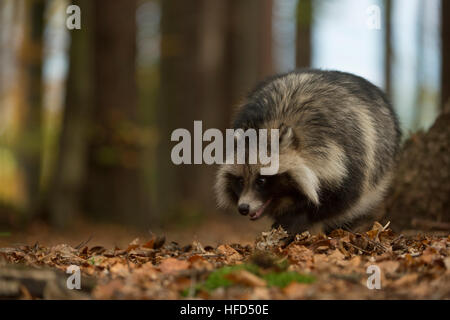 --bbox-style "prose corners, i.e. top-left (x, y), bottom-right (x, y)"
top-left (75, 235), bottom-right (93, 250)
